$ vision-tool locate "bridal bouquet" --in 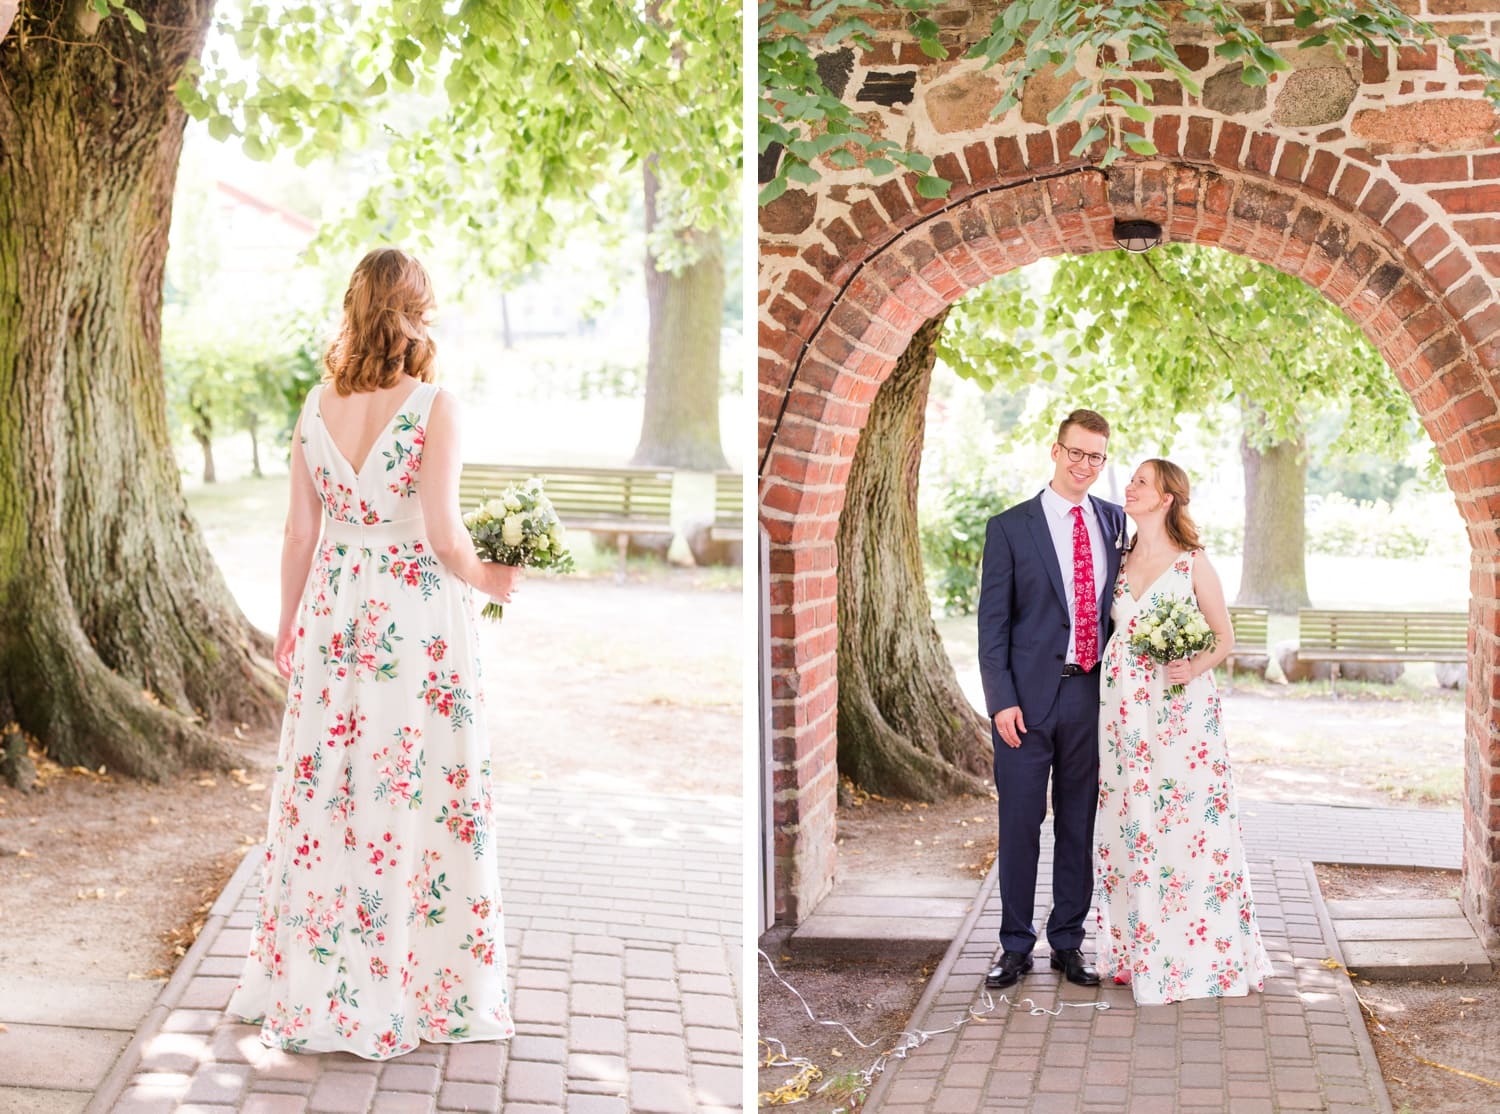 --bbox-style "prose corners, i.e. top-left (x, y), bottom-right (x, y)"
top-left (463, 480), bottom-right (575, 620)
top-left (1128, 596), bottom-right (1217, 696)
